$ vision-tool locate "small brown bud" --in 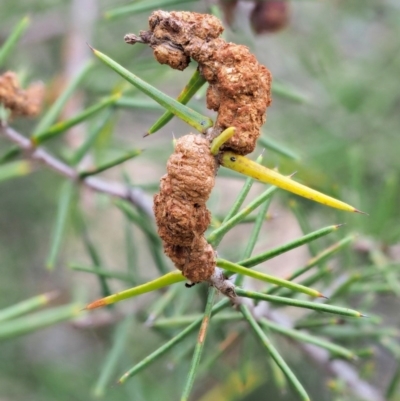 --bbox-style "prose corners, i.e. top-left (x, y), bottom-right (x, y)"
top-left (220, 0), bottom-right (239, 27)
top-left (250, 1), bottom-right (290, 34)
